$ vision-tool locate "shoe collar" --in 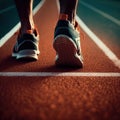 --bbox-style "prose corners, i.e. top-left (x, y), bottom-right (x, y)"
top-left (18, 27), bottom-right (39, 38)
top-left (59, 13), bottom-right (80, 32)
